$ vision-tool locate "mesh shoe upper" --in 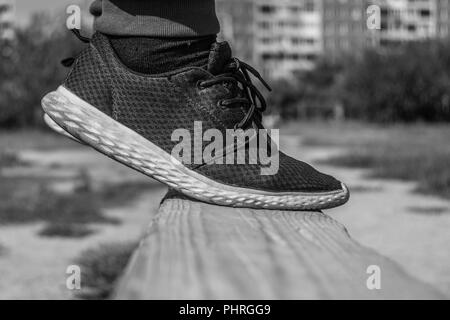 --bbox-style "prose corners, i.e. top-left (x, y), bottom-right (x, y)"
top-left (64, 43), bottom-right (112, 116)
top-left (63, 32), bottom-right (344, 193)
top-left (196, 152), bottom-right (342, 192)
